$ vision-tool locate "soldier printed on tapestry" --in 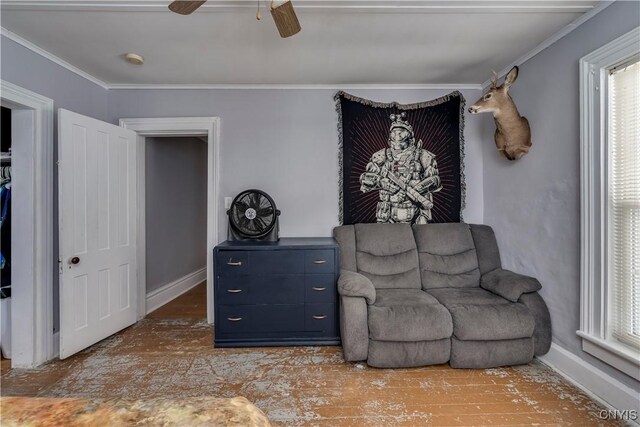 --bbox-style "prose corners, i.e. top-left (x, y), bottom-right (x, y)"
top-left (336, 91), bottom-right (465, 225)
top-left (359, 113), bottom-right (442, 224)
